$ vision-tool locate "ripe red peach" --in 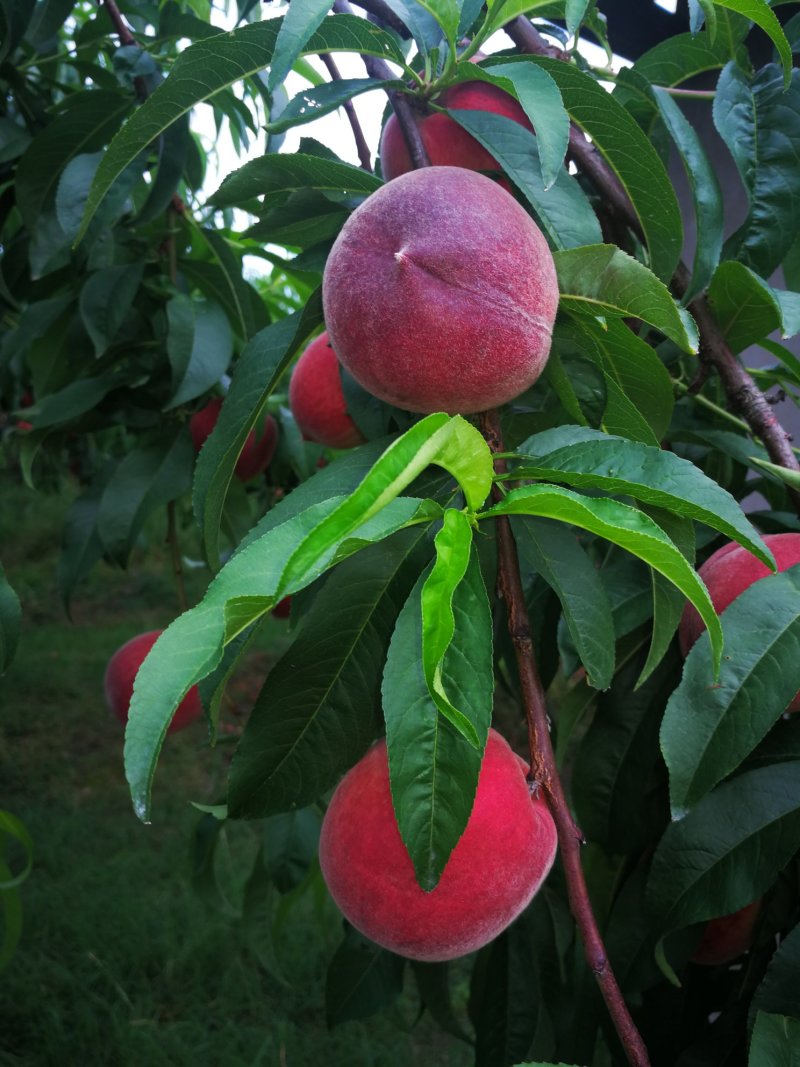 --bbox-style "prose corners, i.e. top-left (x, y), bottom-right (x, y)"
top-left (288, 332), bottom-right (365, 449)
top-left (318, 728), bottom-right (558, 962)
top-left (322, 167), bottom-right (558, 415)
top-left (104, 630), bottom-right (202, 732)
top-left (679, 533), bottom-right (800, 710)
top-left (190, 397), bottom-right (278, 482)
top-left (380, 81), bottom-right (532, 184)
top-left (690, 900), bottom-right (761, 966)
